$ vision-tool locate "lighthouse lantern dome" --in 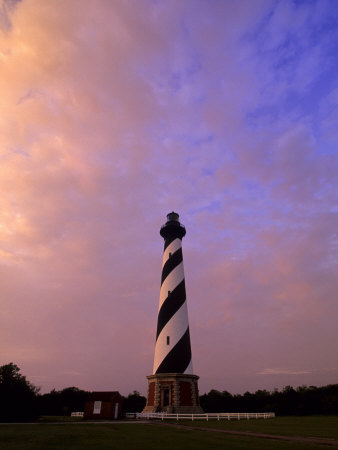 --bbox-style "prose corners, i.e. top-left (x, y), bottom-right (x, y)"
top-left (160, 211), bottom-right (186, 240)
top-left (167, 211), bottom-right (179, 222)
